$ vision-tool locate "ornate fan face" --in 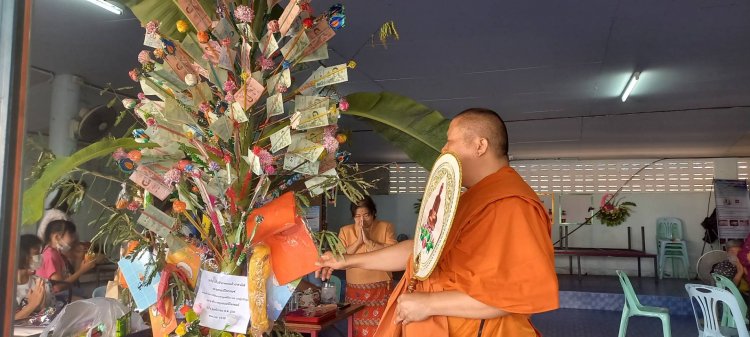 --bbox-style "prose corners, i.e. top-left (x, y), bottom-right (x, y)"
top-left (412, 153), bottom-right (462, 280)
